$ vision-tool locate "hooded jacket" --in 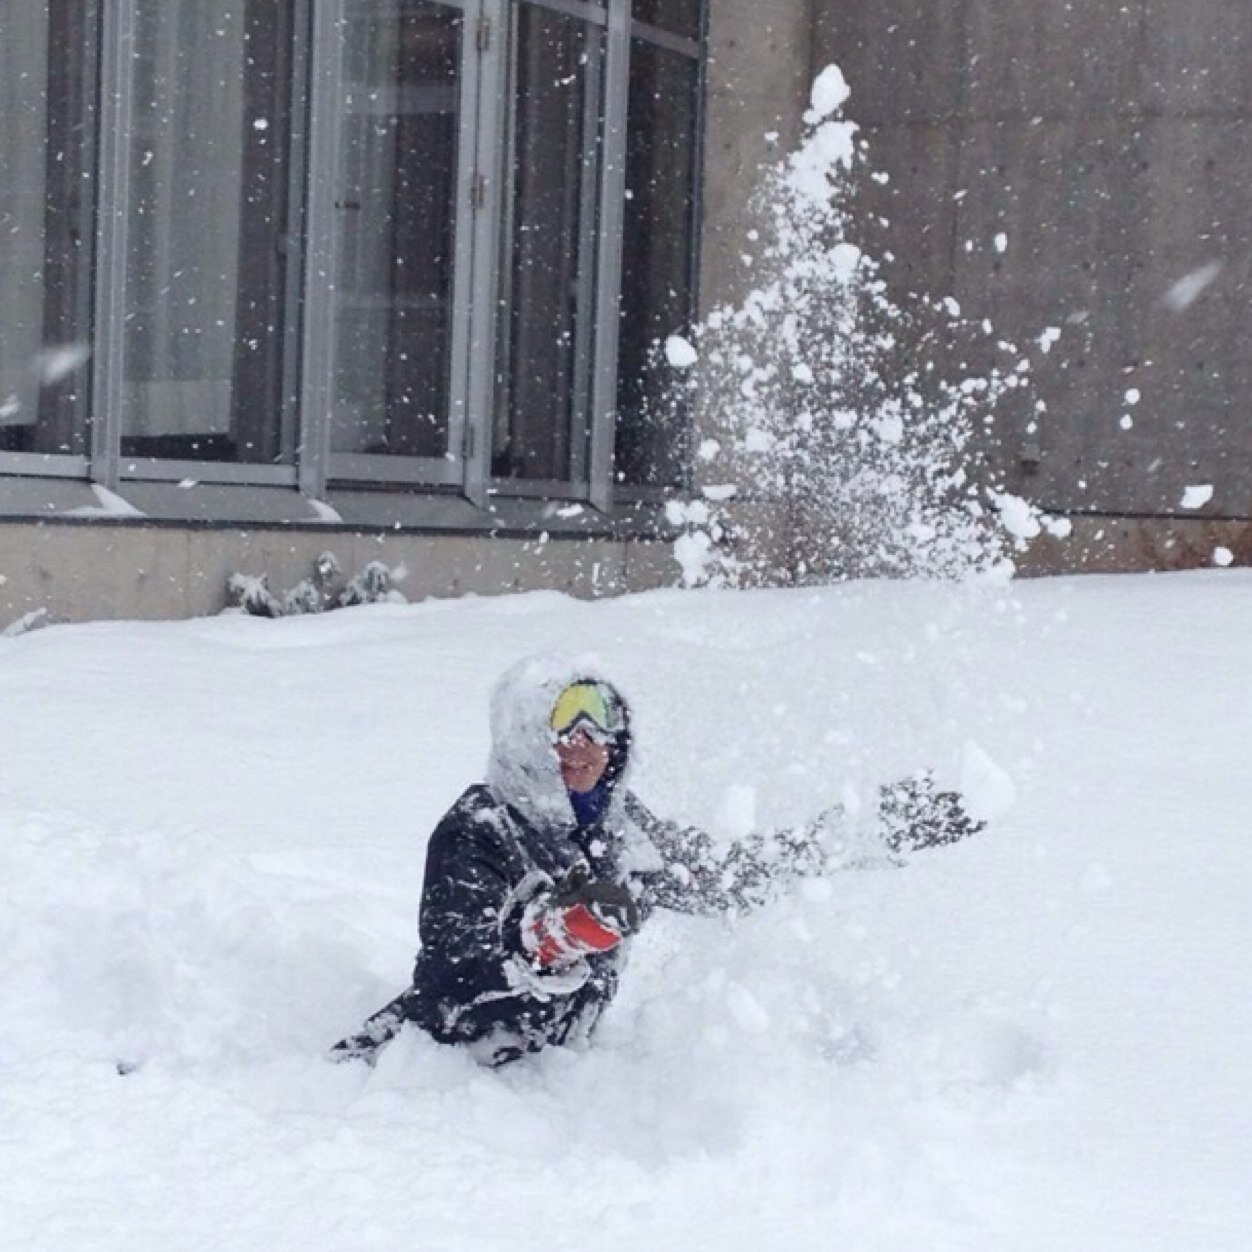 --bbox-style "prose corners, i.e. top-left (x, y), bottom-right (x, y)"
top-left (398, 655), bottom-right (866, 1063)
top-left (337, 656), bottom-right (979, 1066)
